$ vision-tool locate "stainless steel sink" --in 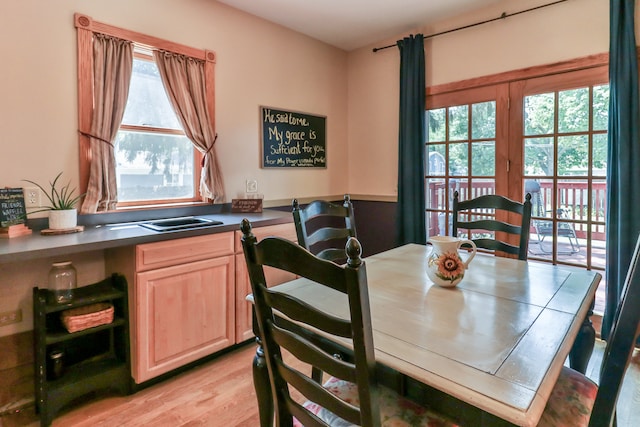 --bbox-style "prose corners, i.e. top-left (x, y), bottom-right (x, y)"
top-left (139, 216), bottom-right (223, 232)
